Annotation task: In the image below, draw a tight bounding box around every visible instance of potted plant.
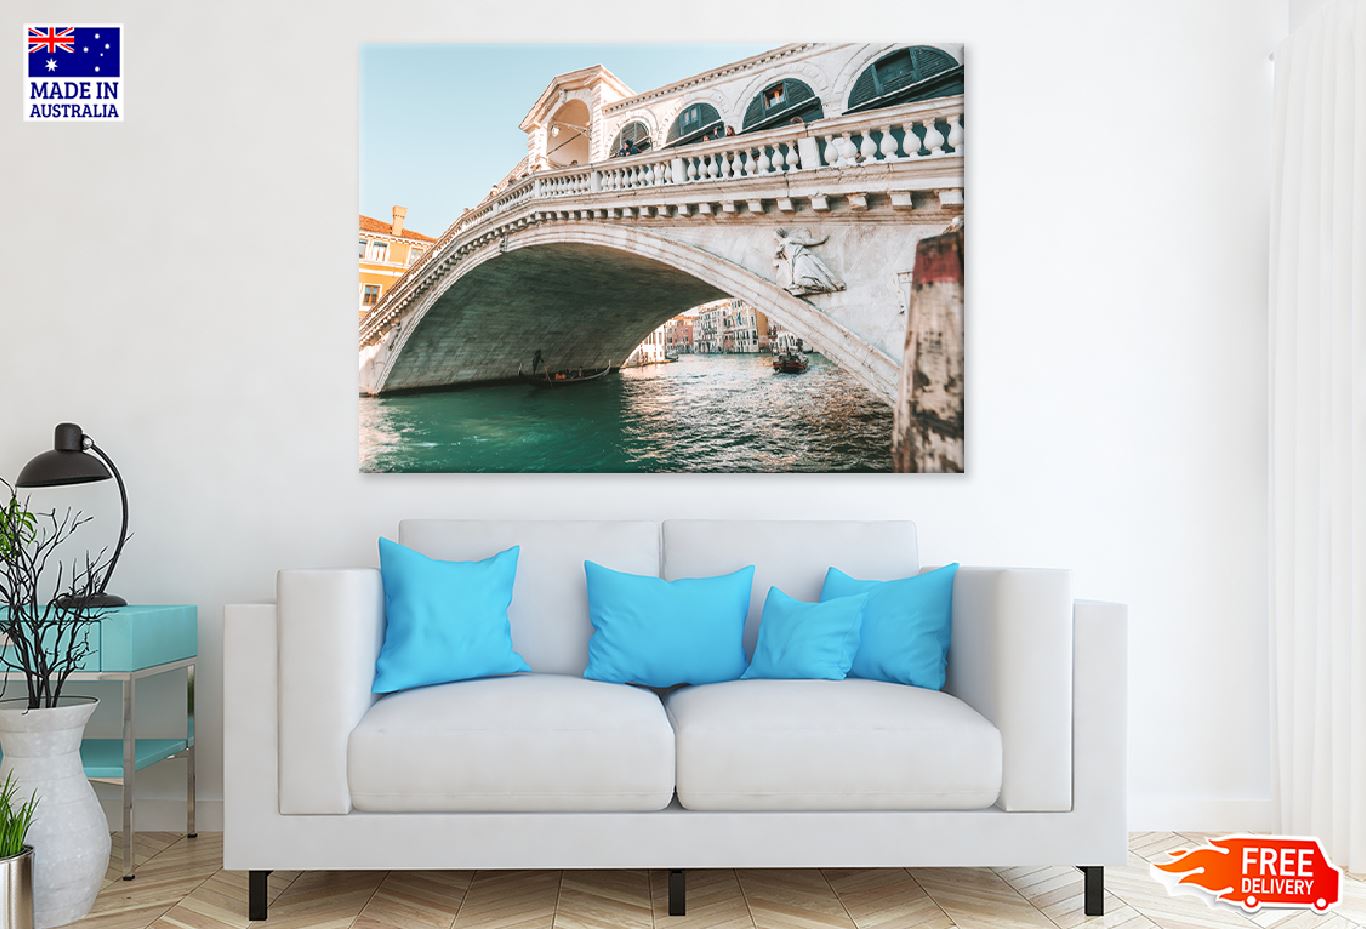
[0,484,113,929]
[0,771,39,929]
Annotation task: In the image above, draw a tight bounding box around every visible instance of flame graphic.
[1154,843,1241,900]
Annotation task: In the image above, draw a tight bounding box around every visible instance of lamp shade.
[15,423,111,488]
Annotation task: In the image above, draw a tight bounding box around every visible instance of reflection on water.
[359,353,891,473]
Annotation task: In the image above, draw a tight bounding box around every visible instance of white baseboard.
[1128,795,1275,833]
[98,796,224,834]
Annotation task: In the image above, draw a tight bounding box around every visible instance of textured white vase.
[0,698,109,929]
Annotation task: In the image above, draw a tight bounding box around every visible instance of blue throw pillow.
[373,538,530,694]
[820,563,959,689]
[742,587,867,680]
[583,561,754,687]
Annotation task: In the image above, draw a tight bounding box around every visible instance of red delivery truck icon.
[1154,836,1341,913]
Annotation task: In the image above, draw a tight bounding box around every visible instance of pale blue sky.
[360,44,771,236]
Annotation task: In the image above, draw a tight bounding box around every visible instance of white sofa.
[223,519,1127,921]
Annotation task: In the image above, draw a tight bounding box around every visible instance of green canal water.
[359,353,892,473]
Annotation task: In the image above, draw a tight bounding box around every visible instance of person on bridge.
[532,349,544,373]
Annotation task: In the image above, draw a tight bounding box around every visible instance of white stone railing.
[522,95,963,200]
[363,95,963,341]
[536,169,595,199]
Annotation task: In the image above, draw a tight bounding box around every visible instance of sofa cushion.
[742,587,867,681]
[348,674,675,812]
[820,563,959,690]
[584,561,754,687]
[372,539,529,694]
[665,679,1002,811]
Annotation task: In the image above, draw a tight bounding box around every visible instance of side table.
[3,604,197,881]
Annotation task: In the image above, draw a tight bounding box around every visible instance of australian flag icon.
[27,26,120,78]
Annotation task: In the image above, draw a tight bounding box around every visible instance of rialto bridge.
[359,44,964,404]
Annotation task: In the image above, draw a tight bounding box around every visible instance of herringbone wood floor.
[65,833,1365,929]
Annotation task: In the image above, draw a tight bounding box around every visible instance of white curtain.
[1270,0,1366,872]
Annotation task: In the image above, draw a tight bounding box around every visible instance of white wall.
[1,0,1281,831]
[1289,0,1329,29]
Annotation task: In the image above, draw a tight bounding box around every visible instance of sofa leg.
[249,870,271,921]
[1079,866,1103,916]
[668,869,686,917]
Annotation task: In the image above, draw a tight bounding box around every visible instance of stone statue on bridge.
[774,230,846,296]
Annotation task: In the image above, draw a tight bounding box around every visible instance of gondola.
[541,366,612,383]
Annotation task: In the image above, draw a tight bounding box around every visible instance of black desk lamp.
[15,423,129,608]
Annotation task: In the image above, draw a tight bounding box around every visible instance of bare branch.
[0,480,116,708]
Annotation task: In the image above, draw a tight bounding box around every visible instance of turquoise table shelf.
[1,604,197,882]
[0,738,191,777]
[79,739,191,778]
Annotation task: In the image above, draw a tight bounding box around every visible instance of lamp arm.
[85,441,128,595]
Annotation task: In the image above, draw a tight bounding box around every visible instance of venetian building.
[357,206,436,318]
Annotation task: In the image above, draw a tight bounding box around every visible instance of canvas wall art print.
[358,42,964,473]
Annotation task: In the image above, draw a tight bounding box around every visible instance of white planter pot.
[0,699,109,929]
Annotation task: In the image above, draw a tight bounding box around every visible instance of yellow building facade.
[358,206,436,318]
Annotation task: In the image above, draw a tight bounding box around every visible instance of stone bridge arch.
[361,225,898,399]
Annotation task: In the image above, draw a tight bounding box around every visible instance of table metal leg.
[186,663,197,838]
[122,676,136,881]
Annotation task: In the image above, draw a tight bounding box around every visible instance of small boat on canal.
[541,366,613,384]
[772,351,810,374]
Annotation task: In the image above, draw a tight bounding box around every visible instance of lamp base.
[54,593,127,610]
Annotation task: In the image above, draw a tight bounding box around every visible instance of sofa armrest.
[1072,598,1127,855]
[223,602,279,866]
[277,569,384,814]
[946,568,1073,811]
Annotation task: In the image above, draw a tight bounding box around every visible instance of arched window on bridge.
[845,46,962,113]
[666,102,722,147]
[546,99,591,167]
[741,79,824,133]
[610,119,653,156]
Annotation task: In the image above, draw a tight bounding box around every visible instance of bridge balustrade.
[361,95,963,346]
[529,98,963,198]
